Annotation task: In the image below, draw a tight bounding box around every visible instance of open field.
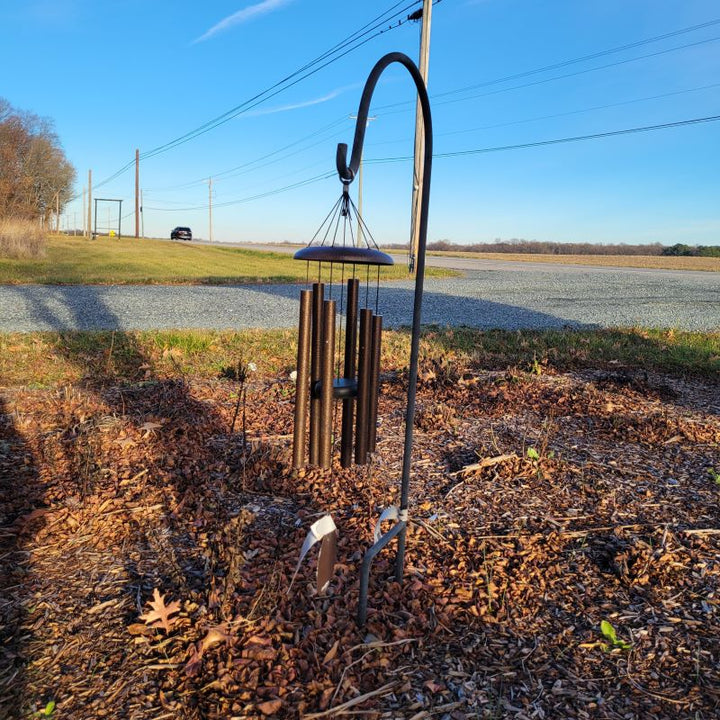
[427,251,720,272]
[0,328,718,718]
[0,236,453,285]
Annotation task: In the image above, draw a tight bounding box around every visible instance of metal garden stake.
[291,52,432,624]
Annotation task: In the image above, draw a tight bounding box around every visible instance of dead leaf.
[139,588,181,633]
[257,699,282,715]
[322,640,339,665]
[199,625,231,653]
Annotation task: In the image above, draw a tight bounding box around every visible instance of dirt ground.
[1,360,719,719]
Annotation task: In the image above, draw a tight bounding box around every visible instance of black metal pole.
[338,52,432,622]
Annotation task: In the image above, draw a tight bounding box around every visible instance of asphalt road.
[1,257,718,332]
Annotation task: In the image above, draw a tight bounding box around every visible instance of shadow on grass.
[0,292,251,718]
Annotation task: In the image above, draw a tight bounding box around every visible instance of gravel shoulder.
[1,265,719,332]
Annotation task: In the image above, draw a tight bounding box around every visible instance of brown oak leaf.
[139,588,181,633]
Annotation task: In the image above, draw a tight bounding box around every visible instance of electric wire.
[366,114,720,164]
[373,16,720,113]
[145,113,720,212]
[138,1,422,161]
[77,1,421,200]
[368,82,720,146]
[427,35,720,112]
[75,11,714,203]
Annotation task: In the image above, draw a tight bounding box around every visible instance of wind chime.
[291,181,393,470]
[290,51,433,624]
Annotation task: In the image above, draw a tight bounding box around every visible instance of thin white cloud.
[245,85,356,117]
[193,0,293,44]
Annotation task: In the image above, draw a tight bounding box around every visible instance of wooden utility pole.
[140,189,144,238]
[208,177,213,243]
[87,170,92,239]
[135,149,140,238]
[409,0,433,272]
[350,115,376,246]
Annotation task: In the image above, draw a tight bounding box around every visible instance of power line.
[139,1,422,161]
[145,113,720,212]
[146,115,349,193]
[427,35,720,112]
[434,16,720,100]
[82,1,421,198]
[368,82,720,146]
[366,114,720,164]
[372,16,720,115]
[145,171,336,212]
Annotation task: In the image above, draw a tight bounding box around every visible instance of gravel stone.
[0,265,718,332]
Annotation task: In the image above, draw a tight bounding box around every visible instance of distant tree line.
[0,97,76,224]
[661,243,720,257]
[383,238,720,257]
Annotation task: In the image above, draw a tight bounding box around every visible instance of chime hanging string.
[306,193,345,290]
[349,194,381,250]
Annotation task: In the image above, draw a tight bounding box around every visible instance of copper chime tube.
[340,278,359,468]
[319,299,336,468]
[309,282,324,465]
[292,290,312,468]
[368,313,383,453]
[355,307,373,464]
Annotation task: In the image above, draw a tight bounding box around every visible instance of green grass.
[1,327,717,388]
[0,235,454,285]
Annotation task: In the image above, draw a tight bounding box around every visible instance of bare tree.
[0,97,76,223]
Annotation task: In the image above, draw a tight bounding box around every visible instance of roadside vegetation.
[0,235,454,285]
[1,326,717,388]
[0,218,46,259]
[0,97,75,225]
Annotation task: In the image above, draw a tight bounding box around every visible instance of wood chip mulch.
[1,362,719,719]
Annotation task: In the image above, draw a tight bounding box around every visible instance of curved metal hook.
[336,52,433,188]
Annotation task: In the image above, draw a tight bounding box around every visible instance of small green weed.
[709,468,720,485]
[600,620,632,651]
[36,700,55,717]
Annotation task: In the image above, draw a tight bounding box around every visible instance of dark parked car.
[171,226,192,241]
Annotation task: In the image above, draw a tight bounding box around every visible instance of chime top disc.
[294,245,394,266]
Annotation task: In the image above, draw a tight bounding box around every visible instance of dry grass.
[430,251,720,272]
[0,218,47,259]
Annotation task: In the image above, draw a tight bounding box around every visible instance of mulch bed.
[1,360,719,719]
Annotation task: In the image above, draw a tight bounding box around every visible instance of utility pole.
[408,0,433,272]
[208,177,213,243]
[349,115,376,246]
[140,189,145,238]
[87,169,92,239]
[135,148,140,238]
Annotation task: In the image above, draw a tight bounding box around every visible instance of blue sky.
[1,0,718,246]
